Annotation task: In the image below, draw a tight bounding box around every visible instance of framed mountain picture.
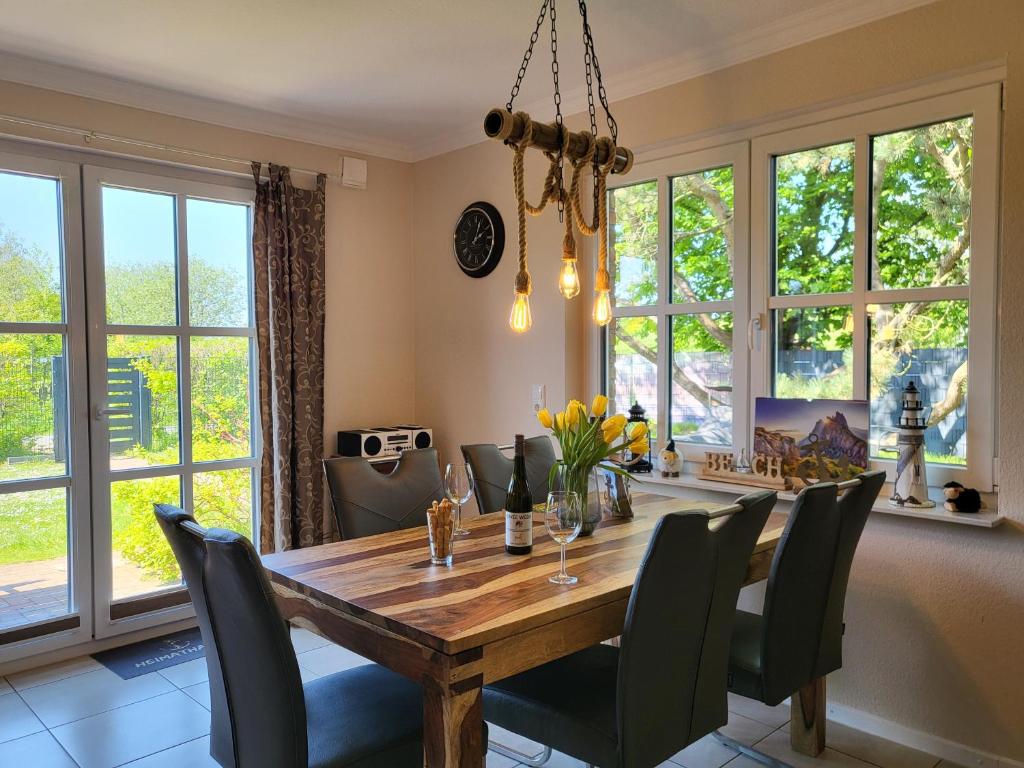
[753,398,869,482]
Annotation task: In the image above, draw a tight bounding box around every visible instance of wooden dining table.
[262,492,797,767]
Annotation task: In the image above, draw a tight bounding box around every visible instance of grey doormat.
[92,628,205,680]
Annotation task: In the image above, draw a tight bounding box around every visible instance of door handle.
[95,406,133,420]
[747,313,765,351]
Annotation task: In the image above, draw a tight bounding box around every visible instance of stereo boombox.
[337,425,433,459]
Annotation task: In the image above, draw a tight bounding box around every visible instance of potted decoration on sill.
[537,395,648,536]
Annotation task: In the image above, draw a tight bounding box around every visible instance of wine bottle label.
[505,511,533,547]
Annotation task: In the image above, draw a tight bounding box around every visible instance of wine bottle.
[505,434,534,555]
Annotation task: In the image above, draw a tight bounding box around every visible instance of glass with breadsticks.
[427,499,456,566]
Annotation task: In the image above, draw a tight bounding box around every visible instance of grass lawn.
[0,458,68,565]
[1,453,251,584]
[0,457,144,566]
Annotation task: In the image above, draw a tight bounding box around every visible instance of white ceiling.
[0,0,937,161]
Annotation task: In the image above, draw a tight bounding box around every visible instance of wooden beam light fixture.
[485,0,631,333]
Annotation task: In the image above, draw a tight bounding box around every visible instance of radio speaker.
[396,425,433,450]
[338,430,386,458]
[337,426,433,459]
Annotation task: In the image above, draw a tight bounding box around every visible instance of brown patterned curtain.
[251,163,327,552]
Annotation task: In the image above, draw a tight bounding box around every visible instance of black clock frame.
[453,201,504,278]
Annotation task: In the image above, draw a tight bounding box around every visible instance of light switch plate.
[531,384,546,413]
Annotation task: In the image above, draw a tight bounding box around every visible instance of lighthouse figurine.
[890,381,935,508]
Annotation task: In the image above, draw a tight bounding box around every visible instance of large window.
[0,147,256,661]
[604,84,999,489]
[0,156,85,643]
[607,144,750,449]
[85,168,258,622]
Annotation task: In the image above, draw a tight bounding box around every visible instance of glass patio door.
[0,152,93,661]
[83,166,258,639]
[1,151,258,657]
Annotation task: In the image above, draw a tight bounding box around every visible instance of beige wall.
[412,0,1024,761]
[0,79,417,455]
[412,144,584,494]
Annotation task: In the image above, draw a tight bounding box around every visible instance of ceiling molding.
[409,0,940,161]
[0,50,415,162]
[0,0,938,164]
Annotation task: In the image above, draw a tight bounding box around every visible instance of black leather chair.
[715,471,885,766]
[155,505,428,767]
[461,436,556,514]
[323,448,444,540]
[155,505,234,767]
[483,491,777,768]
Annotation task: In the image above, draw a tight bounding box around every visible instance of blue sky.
[0,170,249,285]
[0,172,61,277]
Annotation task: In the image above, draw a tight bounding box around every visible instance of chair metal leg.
[712,730,794,768]
[488,740,552,766]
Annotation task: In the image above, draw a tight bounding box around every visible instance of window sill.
[634,473,1004,529]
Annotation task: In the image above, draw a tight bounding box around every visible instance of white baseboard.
[828,702,1024,768]
[0,618,197,677]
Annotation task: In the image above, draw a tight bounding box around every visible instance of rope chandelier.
[483,0,633,333]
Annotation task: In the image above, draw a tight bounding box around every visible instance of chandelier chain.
[550,0,566,222]
[506,0,549,112]
[583,42,597,137]
[578,0,600,226]
[578,0,618,144]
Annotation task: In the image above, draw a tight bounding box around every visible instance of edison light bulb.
[509,291,533,333]
[558,260,581,299]
[593,289,612,326]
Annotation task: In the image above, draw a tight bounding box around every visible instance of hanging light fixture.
[484,0,632,333]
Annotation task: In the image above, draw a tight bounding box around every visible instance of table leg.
[790,676,826,756]
[423,679,485,768]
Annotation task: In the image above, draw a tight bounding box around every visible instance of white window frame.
[82,165,259,639]
[599,81,1000,491]
[606,142,750,461]
[0,137,258,663]
[751,84,999,490]
[0,151,93,665]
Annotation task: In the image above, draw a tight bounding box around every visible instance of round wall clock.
[453,201,504,278]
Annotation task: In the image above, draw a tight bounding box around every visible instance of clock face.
[454,202,504,278]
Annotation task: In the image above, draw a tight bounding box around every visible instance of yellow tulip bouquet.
[536,395,648,534]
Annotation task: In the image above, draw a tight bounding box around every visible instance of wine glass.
[444,463,474,537]
[545,491,582,585]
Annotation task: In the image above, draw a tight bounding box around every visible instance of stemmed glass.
[545,490,582,585]
[444,463,475,537]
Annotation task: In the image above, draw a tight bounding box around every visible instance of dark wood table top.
[263,492,786,655]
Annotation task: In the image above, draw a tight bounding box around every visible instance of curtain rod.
[0,113,339,181]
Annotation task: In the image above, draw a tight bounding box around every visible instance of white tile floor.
[0,628,951,768]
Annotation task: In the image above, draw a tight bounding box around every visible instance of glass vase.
[554,463,604,536]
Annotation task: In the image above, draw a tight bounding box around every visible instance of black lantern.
[627,402,653,473]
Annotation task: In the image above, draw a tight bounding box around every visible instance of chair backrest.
[688,491,778,741]
[616,491,776,766]
[460,436,556,514]
[324,447,444,539]
[154,505,234,768]
[758,482,840,704]
[814,470,885,678]
[203,528,308,768]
